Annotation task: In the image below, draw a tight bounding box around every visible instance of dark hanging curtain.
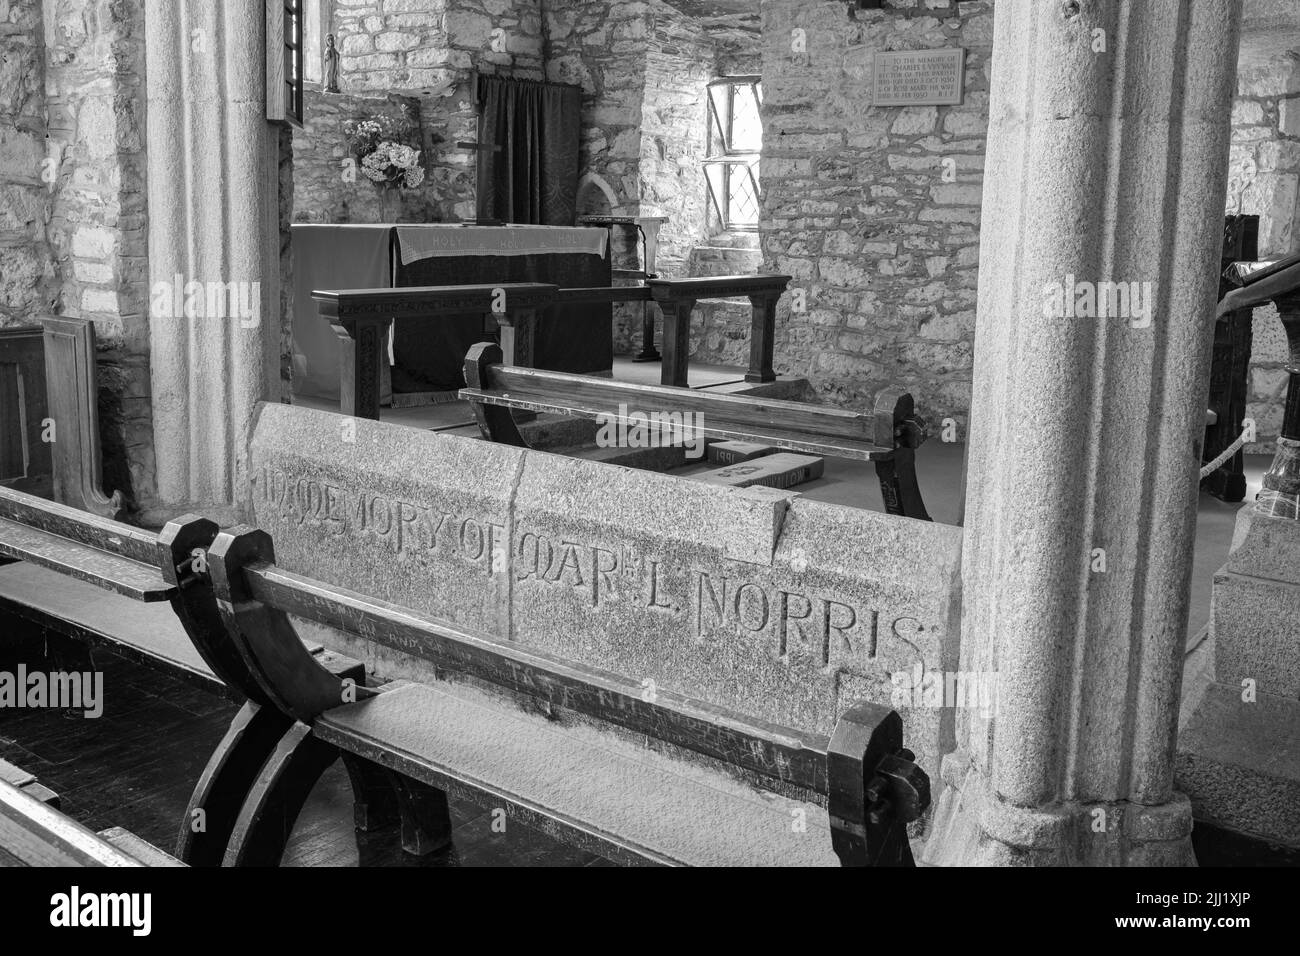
[476,74,582,225]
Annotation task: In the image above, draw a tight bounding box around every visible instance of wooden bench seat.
[0,518,174,602]
[0,561,219,691]
[460,343,932,520]
[316,681,839,867]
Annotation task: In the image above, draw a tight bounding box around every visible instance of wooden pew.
[459,343,932,521]
[0,486,427,866]
[0,317,123,518]
[0,490,932,866]
[0,772,182,867]
[171,523,932,867]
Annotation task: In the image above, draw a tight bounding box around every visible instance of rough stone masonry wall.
[546,0,647,218]
[328,0,543,223]
[760,0,993,432]
[547,0,724,353]
[42,0,153,504]
[1226,53,1300,452]
[546,0,651,352]
[0,0,55,329]
[640,5,712,280]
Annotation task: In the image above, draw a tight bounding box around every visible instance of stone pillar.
[923,0,1242,866]
[144,0,282,522]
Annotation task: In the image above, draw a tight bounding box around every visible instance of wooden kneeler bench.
[459,343,932,521]
[180,524,932,866]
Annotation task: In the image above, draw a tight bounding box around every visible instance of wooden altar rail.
[313,274,791,421]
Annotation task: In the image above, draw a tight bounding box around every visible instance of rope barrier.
[1200,426,1251,480]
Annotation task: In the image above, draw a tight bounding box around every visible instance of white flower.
[403,165,425,188]
[388,145,418,170]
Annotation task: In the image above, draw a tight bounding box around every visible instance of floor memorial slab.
[706,441,778,465]
[694,453,825,490]
[249,403,964,778]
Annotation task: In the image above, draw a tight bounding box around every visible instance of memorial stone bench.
[236,402,964,865]
[175,522,931,866]
[459,343,932,521]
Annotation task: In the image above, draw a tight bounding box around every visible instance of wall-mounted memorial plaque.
[873,48,966,107]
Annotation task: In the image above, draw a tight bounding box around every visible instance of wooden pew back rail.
[460,342,932,522]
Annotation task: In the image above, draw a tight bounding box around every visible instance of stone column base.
[921,752,1196,867]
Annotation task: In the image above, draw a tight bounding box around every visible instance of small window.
[267,0,305,127]
[304,0,322,84]
[705,77,763,233]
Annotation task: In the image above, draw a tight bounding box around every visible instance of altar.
[291,223,612,400]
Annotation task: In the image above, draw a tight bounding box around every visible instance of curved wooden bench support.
[209,526,366,722]
[223,721,341,867]
[177,700,293,867]
[159,516,263,704]
[179,526,453,865]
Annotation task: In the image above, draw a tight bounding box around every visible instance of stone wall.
[1228,57,1300,258]
[641,6,713,278]
[758,0,993,431]
[546,0,737,353]
[1227,53,1300,452]
[0,0,55,329]
[42,0,153,505]
[546,0,653,352]
[545,0,646,219]
[293,91,431,223]
[328,0,544,223]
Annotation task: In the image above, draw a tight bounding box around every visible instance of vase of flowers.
[344,109,426,222]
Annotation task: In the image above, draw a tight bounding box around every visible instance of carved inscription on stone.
[254,464,933,676]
